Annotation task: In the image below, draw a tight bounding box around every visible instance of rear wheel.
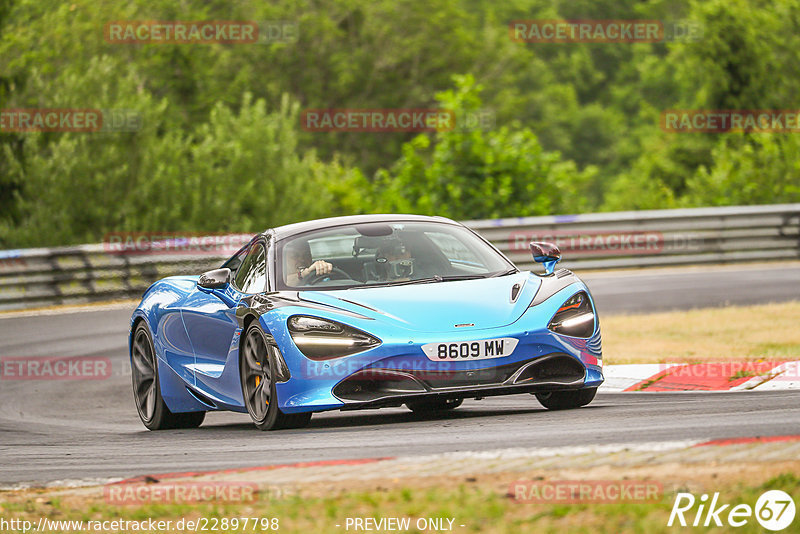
[406,398,463,413]
[535,387,597,410]
[131,323,205,430]
[240,323,311,430]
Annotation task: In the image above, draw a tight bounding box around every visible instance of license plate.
[421,338,519,361]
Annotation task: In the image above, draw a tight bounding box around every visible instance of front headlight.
[547,292,595,338]
[287,315,381,360]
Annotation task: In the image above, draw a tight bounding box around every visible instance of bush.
[371,75,597,220]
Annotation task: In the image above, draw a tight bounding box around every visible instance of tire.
[240,323,312,431]
[535,387,597,410]
[131,323,205,430]
[406,398,463,413]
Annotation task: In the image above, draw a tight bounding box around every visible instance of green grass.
[1,474,797,533]
[602,301,800,364]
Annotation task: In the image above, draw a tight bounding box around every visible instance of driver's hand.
[302,260,332,278]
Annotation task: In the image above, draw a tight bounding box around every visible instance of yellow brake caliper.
[254,371,268,406]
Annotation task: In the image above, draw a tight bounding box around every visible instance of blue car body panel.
[130,270,603,416]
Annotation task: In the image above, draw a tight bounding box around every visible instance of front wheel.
[131,323,205,430]
[240,323,311,430]
[535,387,597,410]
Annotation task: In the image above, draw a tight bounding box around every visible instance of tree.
[684,134,800,206]
[1,60,361,246]
[371,75,596,219]
[0,0,21,243]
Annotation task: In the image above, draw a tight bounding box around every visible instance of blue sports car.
[129,215,603,430]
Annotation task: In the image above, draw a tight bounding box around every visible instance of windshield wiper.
[388,276,447,286]
[438,274,487,281]
[351,274,492,289]
[352,276,443,289]
[379,274,487,286]
[491,268,519,277]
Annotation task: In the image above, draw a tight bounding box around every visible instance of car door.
[180,239,267,402]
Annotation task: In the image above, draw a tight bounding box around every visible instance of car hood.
[298,272,541,333]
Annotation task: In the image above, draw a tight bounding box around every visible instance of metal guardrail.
[0,204,798,310]
[468,203,800,271]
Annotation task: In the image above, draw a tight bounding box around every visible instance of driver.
[375,239,415,281]
[284,240,333,286]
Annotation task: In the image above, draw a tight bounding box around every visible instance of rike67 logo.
[669,490,796,531]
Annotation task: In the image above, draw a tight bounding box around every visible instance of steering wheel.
[304,267,352,285]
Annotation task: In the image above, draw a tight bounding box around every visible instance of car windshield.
[277,221,514,290]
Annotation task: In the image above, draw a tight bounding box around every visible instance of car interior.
[290,229,491,287]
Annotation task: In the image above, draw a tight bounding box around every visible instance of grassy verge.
[602,301,800,364]
[1,474,797,533]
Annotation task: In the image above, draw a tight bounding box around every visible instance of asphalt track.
[1,263,799,487]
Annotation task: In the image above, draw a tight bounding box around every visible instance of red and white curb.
[601,361,800,392]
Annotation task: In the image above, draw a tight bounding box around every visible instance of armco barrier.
[468,203,800,271]
[0,204,798,310]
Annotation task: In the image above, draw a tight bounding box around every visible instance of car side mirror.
[198,268,232,289]
[530,242,561,275]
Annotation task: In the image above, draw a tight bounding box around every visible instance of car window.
[234,243,267,294]
[277,221,513,290]
[222,245,249,277]
[308,235,356,258]
[425,231,483,267]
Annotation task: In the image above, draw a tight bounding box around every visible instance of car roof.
[267,214,461,241]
